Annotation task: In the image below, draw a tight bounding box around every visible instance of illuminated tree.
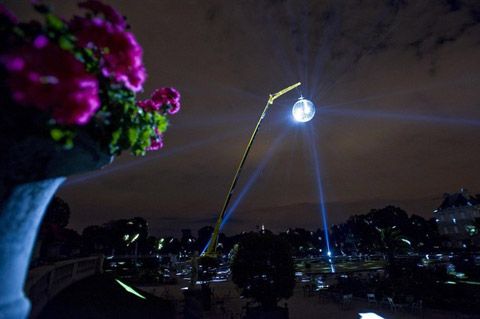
[279,228,322,257]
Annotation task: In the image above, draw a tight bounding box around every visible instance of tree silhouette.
[38,196,81,259]
[231,232,295,309]
[196,226,214,251]
[82,225,109,254]
[375,226,409,257]
[82,217,149,255]
[43,196,70,228]
[279,228,322,257]
[328,205,444,255]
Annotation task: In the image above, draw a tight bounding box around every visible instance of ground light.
[358,313,386,319]
[203,82,302,257]
[115,279,146,299]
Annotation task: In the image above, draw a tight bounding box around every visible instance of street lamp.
[203,82,303,257]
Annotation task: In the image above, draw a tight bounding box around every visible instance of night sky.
[6,0,480,236]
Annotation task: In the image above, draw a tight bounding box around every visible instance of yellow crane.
[203,82,302,258]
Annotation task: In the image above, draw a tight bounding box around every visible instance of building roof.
[438,189,479,210]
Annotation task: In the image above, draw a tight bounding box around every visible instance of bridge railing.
[25,255,104,318]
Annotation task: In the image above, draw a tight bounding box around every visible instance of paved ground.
[39,275,478,318]
[39,274,175,319]
[138,280,471,319]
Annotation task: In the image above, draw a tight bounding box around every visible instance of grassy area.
[297,259,386,274]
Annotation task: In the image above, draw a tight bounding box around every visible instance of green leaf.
[111,128,122,145]
[50,128,76,149]
[46,14,64,31]
[59,36,74,51]
[12,27,25,38]
[64,138,74,150]
[127,128,139,146]
[50,128,64,141]
[74,52,85,63]
[154,113,168,133]
[83,48,94,58]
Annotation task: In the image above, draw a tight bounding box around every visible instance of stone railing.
[25,255,104,318]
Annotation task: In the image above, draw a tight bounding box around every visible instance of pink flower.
[33,34,48,49]
[151,87,181,114]
[78,0,126,29]
[137,87,181,114]
[146,130,163,151]
[1,36,100,125]
[146,137,163,151]
[70,16,146,92]
[137,98,158,112]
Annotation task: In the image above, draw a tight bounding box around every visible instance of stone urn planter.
[0,133,112,319]
[0,3,181,318]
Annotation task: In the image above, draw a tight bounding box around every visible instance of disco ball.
[292,98,315,122]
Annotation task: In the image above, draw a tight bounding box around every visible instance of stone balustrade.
[25,256,104,318]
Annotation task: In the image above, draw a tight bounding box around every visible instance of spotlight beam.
[307,126,333,263]
[62,124,256,187]
[203,82,301,257]
[200,129,290,255]
[319,108,480,127]
[220,129,291,228]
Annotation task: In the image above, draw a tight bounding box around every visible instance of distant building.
[433,189,480,247]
